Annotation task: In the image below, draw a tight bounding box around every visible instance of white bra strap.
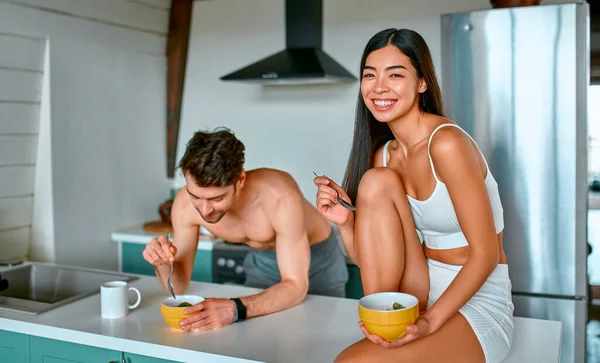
[382,140,392,167]
[427,123,489,182]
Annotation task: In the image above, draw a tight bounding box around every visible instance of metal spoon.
[313,172,356,211]
[166,232,176,299]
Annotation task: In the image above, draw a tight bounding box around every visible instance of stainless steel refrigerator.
[442,3,589,362]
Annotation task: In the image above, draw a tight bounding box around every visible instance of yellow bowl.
[160,295,205,330]
[358,292,419,341]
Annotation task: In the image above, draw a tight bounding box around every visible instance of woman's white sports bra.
[382,124,504,250]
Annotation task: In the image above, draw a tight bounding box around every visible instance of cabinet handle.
[122,359,127,363]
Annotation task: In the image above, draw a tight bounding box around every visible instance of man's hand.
[142,235,176,267]
[179,298,237,332]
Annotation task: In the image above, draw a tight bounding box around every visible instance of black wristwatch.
[231,298,247,322]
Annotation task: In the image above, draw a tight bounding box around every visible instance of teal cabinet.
[345,264,365,300]
[124,352,181,363]
[190,248,212,283]
[122,242,155,276]
[1,332,182,363]
[0,330,29,363]
[121,242,212,283]
[29,336,121,363]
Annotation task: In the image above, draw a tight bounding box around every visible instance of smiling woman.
[342,30,444,205]
[314,28,513,363]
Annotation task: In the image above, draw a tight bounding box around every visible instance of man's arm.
[239,182,310,318]
[180,176,311,332]
[150,189,200,295]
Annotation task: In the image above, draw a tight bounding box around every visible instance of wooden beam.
[166,0,192,178]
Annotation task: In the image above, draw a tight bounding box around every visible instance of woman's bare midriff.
[423,233,508,266]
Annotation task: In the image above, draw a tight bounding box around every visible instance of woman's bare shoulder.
[373,139,400,167]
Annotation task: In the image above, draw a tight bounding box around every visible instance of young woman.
[314,28,514,363]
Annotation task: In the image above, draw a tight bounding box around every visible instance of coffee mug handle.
[128,287,141,309]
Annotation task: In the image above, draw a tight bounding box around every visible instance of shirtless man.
[142,128,348,332]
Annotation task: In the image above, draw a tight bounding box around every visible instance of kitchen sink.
[0,263,138,315]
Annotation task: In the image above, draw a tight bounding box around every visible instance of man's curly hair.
[178,127,245,187]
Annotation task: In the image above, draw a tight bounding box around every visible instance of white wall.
[0,0,171,270]
[31,39,54,263]
[176,0,491,198]
[178,0,581,200]
[49,37,169,269]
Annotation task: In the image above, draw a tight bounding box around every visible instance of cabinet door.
[345,264,364,300]
[122,242,212,282]
[122,242,156,276]
[191,249,212,282]
[30,335,121,363]
[0,329,29,363]
[123,352,181,363]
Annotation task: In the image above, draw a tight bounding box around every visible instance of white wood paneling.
[0,196,33,230]
[0,3,165,56]
[0,166,35,198]
[0,226,30,262]
[0,70,42,102]
[123,0,170,11]
[0,135,38,165]
[10,0,169,35]
[0,103,40,134]
[0,31,43,263]
[0,33,45,71]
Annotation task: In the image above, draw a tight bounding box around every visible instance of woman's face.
[360,45,427,123]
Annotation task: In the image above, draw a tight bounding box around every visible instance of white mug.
[100,281,141,319]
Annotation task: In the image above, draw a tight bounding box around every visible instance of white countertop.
[111,225,219,251]
[0,269,562,363]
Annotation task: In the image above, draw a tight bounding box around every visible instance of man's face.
[183,173,239,224]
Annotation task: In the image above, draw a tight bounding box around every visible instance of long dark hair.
[342,28,445,203]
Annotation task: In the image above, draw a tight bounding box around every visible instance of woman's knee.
[334,352,350,363]
[357,167,404,202]
[334,346,367,363]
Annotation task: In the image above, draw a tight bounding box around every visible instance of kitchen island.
[0,268,561,363]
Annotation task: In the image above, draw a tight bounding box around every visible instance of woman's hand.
[313,175,353,226]
[359,315,436,348]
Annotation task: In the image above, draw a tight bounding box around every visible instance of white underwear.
[427,259,515,363]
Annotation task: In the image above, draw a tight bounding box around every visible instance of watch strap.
[230,298,247,322]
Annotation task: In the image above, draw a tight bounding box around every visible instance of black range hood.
[219,0,357,85]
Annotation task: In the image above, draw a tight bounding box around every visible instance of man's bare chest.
[204,217,276,250]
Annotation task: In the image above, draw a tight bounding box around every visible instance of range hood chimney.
[219,0,357,85]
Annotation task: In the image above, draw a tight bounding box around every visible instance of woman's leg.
[335,312,485,363]
[354,167,429,309]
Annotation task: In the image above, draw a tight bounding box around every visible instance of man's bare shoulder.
[172,187,203,228]
[247,168,300,193]
[246,168,304,208]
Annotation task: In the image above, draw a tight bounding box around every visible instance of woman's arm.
[424,127,500,332]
